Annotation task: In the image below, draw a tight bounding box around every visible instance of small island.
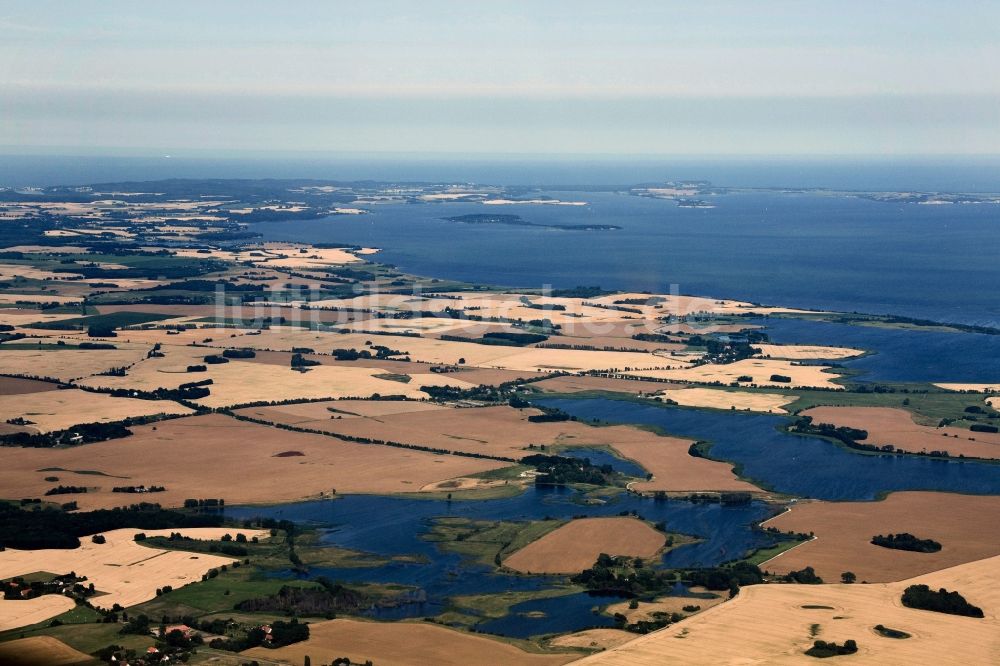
[676,199,717,209]
[442,213,620,230]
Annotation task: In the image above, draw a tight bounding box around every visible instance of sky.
[1,1,998,156]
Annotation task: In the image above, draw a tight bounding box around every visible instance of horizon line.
[3,148,1000,161]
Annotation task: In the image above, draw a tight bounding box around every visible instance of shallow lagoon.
[226,488,779,637]
[558,447,648,478]
[536,397,1000,500]
[223,398,1000,636]
[752,316,1000,384]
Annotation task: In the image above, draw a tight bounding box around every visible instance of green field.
[29,311,176,330]
[449,586,582,621]
[0,605,152,655]
[782,387,994,428]
[743,539,807,567]
[424,517,567,567]
[132,568,317,618]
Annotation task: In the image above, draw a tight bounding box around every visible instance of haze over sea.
[5,154,999,327]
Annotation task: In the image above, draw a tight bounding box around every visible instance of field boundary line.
[758,535,817,569]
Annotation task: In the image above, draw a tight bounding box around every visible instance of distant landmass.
[442,213,620,231]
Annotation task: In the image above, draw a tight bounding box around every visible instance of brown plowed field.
[504,517,666,574]
[765,491,1000,582]
[803,406,1000,459]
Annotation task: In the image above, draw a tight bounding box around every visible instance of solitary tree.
[841,571,857,584]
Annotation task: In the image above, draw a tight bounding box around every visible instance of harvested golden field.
[77,346,475,406]
[73,342,219,388]
[934,383,1000,392]
[0,636,96,666]
[246,403,552,459]
[173,244,364,268]
[475,347,687,373]
[532,375,684,395]
[0,263,84,281]
[0,344,152,382]
[79,277,168,291]
[582,292,811,317]
[0,312,85,327]
[603,587,725,623]
[763,491,1000,583]
[504,517,666,574]
[0,376,58,395]
[803,406,1000,459]
[238,349,382,368]
[657,387,797,413]
[98,327,248,347]
[246,351,536,387]
[95,303,225,318]
[439,366,545,385]
[237,398,446,425]
[629,358,845,389]
[347,316,495,335]
[548,629,635,651]
[526,318,682,348]
[354,291,791,331]
[243,618,575,666]
[305,292,444,312]
[313,291,632,327]
[283,355,540,389]
[0,528,265,611]
[0,245,90,253]
[0,388,192,433]
[241,350,546,387]
[609,430,758,494]
[211,305,375,328]
[755,344,863,360]
[545,335,681,353]
[549,320,661,340]
[292,398,445,418]
[576,554,1000,665]
[657,322,760,334]
[0,292,83,305]
[251,247,365,268]
[176,361,469,406]
[0,414,508,509]
[17,329,92,341]
[218,328,689,373]
[0,594,76,632]
[273,402,756,492]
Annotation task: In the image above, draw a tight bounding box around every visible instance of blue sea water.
[251,190,1000,328]
[4,154,998,325]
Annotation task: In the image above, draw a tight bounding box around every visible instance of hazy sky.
[2,1,998,156]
